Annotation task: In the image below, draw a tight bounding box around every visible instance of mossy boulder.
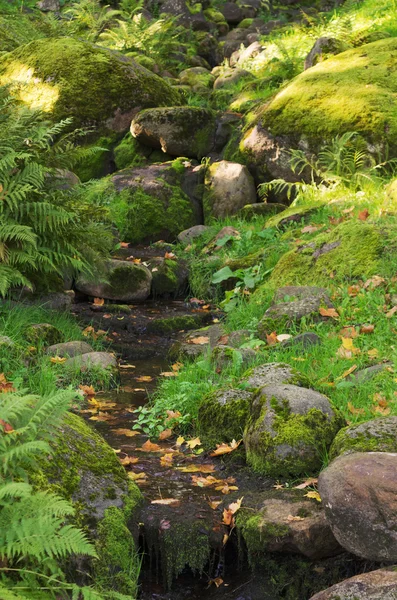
[76,259,152,302]
[131,106,216,159]
[242,38,397,179]
[179,66,215,89]
[243,362,310,390]
[330,417,397,459]
[30,412,142,595]
[309,567,397,600]
[107,162,204,243]
[270,221,383,287]
[25,323,63,346]
[197,387,252,446]
[0,37,181,131]
[145,313,209,335]
[244,384,344,476]
[148,257,189,297]
[204,160,257,219]
[46,340,93,358]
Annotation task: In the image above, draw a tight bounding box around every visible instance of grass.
[0,303,113,395]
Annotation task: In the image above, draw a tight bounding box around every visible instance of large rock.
[198,388,252,446]
[76,260,152,302]
[318,452,397,561]
[46,341,93,358]
[106,162,204,243]
[131,107,216,159]
[304,36,348,69]
[243,362,309,389]
[25,323,62,346]
[0,38,180,131]
[241,38,397,179]
[238,493,341,560]
[204,160,257,219]
[244,384,344,476]
[65,351,118,371]
[270,221,383,287]
[330,417,397,459]
[258,286,333,339]
[177,225,210,245]
[309,567,397,600]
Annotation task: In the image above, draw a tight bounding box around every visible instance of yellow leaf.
[128,472,147,481]
[186,437,201,449]
[151,498,180,506]
[335,365,357,381]
[176,436,185,447]
[111,428,140,437]
[93,297,104,306]
[136,375,153,382]
[287,514,305,521]
[304,491,321,502]
[50,356,67,364]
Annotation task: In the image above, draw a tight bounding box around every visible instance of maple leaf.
[165,409,182,422]
[151,498,180,506]
[319,307,339,319]
[216,483,239,494]
[159,429,173,441]
[160,371,178,377]
[266,331,278,346]
[191,475,221,488]
[140,440,162,452]
[164,251,176,259]
[79,384,96,397]
[304,491,321,502]
[93,297,104,306]
[176,436,185,447]
[119,456,139,466]
[360,324,375,334]
[210,439,242,457]
[358,209,369,221]
[347,401,365,415]
[50,356,67,364]
[189,336,210,345]
[273,482,284,490]
[111,428,140,437]
[186,437,201,449]
[339,326,358,338]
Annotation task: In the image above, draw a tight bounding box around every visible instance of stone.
[171,324,225,359]
[0,335,14,347]
[198,387,253,446]
[241,494,341,560]
[0,38,180,132]
[204,160,257,219]
[330,417,397,459]
[34,292,73,311]
[304,36,349,70]
[244,384,344,476]
[237,203,287,219]
[46,341,94,358]
[318,452,397,561]
[179,67,215,88]
[76,260,152,302]
[221,2,243,24]
[161,0,210,30]
[280,332,322,350]
[258,286,333,339]
[244,362,309,389]
[237,41,264,64]
[347,362,392,383]
[107,162,204,244]
[213,68,252,89]
[65,352,118,371]
[25,323,62,346]
[211,345,256,371]
[209,226,241,249]
[148,256,189,297]
[131,107,216,159]
[309,567,397,600]
[177,225,210,245]
[36,0,59,10]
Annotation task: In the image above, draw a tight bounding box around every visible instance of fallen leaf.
[342,206,355,214]
[208,577,223,588]
[192,475,222,488]
[348,285,361,297]
[119,456,139,466]
[160,454,174,467]
[228,497,243,515]
[367,348,379,359]
[273,482,284,490]
[277,334,292,342]
[339,326,358,338]
[208,500,222,510]
[319,307,339,319]
[210,439,242,456]
[347,401,365,415]
[301,225,320,234]
[177,464,216,473]
[111,428,140,437]
[120,242,130,248]
[360,324,375,334]
[363,275,386,289]
[176,436,185,447]
[128,472,147,481]
[164,251,176,259]
[337,337,360,359]
[304,491,321,502]
[165,409,182,422]
[358,209,369,221]
[79,384,96,397]
[159,429,173,440]
[93,297,104,306]
[171,363,183,373]
[266,331,278,346]
[294,478,318,490]
[160,371,178,377]
[216,484,239,494]
[222,533,229,546]
[140,440,162,452]
[50,356,67,364]
[386,306,397,318]
[287,515,305,522]
[151,498,180,506]
[0,374,15,393]
[186,437,201,449]
[189,336,210,345]
[135,375,153,382]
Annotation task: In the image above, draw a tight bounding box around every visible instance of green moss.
[146,314,206,335]
[197,388,251,447]
[222,129,247,165]
[270,220,382,287]
[265,204,323,229]
[237,511,290,567]
[75,135,117,182]
[238,18,254,28]
[114,134,150,170]
[0,37,181,129]
[108,262,148,296]
[203,8,226,23]
[25,323,62,346]
[329,419,397,459]
[259,38,397,149]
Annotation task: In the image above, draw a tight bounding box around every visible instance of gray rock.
[65,352,118,371]
[304,36,348,70]
[46,341,94,358]
[318,452,397,561]
[213,68,252,89]
[37,0,60,11]
[171,324,225,359]
[221,1,243,23]
[244,362,308,389]
[347,362,392,383]
[131,107,216,159]
[76,259,152,303]
[309,567,397,600]
[34,292,73,311]
[246,493,341,560]
[204,160,257,219]
[198,387,253,445]
[0,335,14,347]
[212,345,256,370]
[177,225,210,245]
[330,417,397,459]
[244,384,344,476]
[280,332,322,350]
[237,41,264,64]
[147,256,189,297]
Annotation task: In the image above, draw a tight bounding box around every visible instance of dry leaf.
[140,440,162,452]
[151,498,180,506]
[367,348,379,359]
[160,371,178,377]
[277,334,292,342]
[347,401,365,415]
[342,206,355,214]
[358,209,369,221]
[111,428,140,437]
[208,500,222,510]
[119,456,139,466]
[50,356,67,364]
[266,331,278,346]
[159,429,173,441]
[294,478,318,490]
[165,251,176,259]
[135,375,153,382]
[287,514,305,522]
[93,297,104,306]
[128,472,147,481]
[337,337,360,359]
[339,326,358,338]
[386,306,397,318]
[120,242,130,248]
[363,275,386,289]
[304,491,321,502]
[189,336,210,345]
[319,307,339,319]
[301,225,320,234]
[160,454,174,467]
[210,439,242,457]
[79,384,96,397]
[186,437,201,449]
[208,577,223,588]
[335,364,358,381]
[348,285,361,297]
[176,436,185,447]
[360,324,375,334]
[0,419,13,433]
[165,410,182,422]
[177,464,216,473]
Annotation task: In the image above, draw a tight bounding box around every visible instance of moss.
[270,220,382,287]
[197,388,251,447]
[25,323,62,346]
[237,510,290,566]
[113,134,150,170]
[108,262,148,296]
[146,314,206,335]
[265,204,323,229]
[75,135,117,182]
[237,18,254,28]
[329,419,397,459]
[259,38,397,149]
[222,129,247,165]
[94,505,140,596]
[203,8,226,23]
[0,37,181,129]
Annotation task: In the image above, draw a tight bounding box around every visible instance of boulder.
[147,257,188,297]
[309,567,397,600]
[270,221,383,287]
[0,38,180,131]
[243,362,309,389]
[76,260,152,302]
[171,324,225,359]
[211,345,256,371]
[238,493,341,560]
[33,292,73,311]
[36,0,59,10]
[304,36,349,70]
[213,68,252,89]
[46,341,94,358]
[258,286,333,339]
[65,352,118,371]
[280,332,322,351]
[161,0,211,30]
[241,38,397,179]
[204,160,257,219]
[179,67,215,89]
[177,225,210,245]
[131,107,216,159]
[318,452,397,561]
[198,387,253,446]
[330,417,397,459]
[25,323,62,346]
[244,384,344,476]
[221,2,243,24]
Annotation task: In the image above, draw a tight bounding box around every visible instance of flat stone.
[318,452,397,561]
[177,225,210,245]
[309,567,397,600]
[46,341,93,358]
[244,362,308,389]
[65,352,118,370]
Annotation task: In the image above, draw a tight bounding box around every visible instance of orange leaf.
[159,429,173,441]
[358,209,369,221]
[151,498,180,506]
[210,439,242,457]
[79,384,96,398]
[189,336,209,345]
[347,401,365,415]
[0,419,13,433]
[93,297,105,306]
[266,331,278,346]
[208,500,222,510]
[360,324,375,334]
[120,242,130,248]
[319,307,339,319]
[140,440,162,452]
[294,478,318,489]
[164,251,176,259]
[135,375,153,382]
[348,285,361,297]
